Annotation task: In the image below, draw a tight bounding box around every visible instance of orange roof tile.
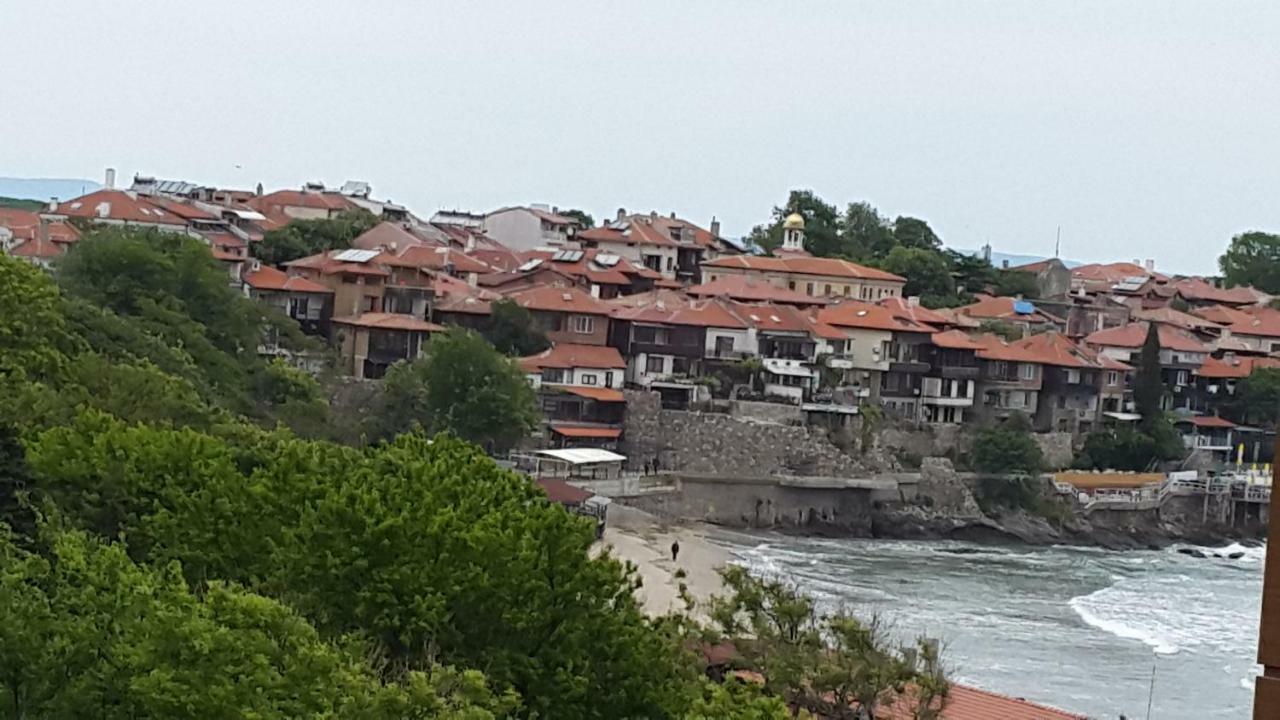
[1187,415,1236,428]
[958,296,1062,325]
[819,300,930,332]
[1198,354,1280,379]
[242,264,333,294]
[506,284,612,316]
[1168,277,1261,305]
[1084,322,1210,353]
[0,208,81,244]
[520,343,626,371]
[549,424,623,438]
[931,329,984,350]
[331,313,444,331]
[1131,306,1222,332]
[879,297,948,329]
[1071,261,1162,284]
[435,294,495,316]
[687,275,832,305]
[51,189,193,226]
[877,683,1086,720]
[969,333,1045,363]
[558,386,627,402]
[1223,308,1280,339]
[380,245,492,274]
[247,189,358,214]
[1194,304,1253,326]
[8,236,64,259]
[284,250,390,277]
[1012,332,1110,368]
[702,254,904,282]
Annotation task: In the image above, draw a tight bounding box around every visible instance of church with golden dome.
[777,211,810,256]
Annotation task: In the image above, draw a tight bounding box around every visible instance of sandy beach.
[597,505,730,618]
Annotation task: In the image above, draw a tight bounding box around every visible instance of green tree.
[944,250,994,296]
[747,190,842,257]
[708,566,948,720]
[1231,368,1280,426]
[684,680,794,720]
[484,299,550,356]
[273,434,689,718]
[892,216,942,251]
[1133,323,1165,427]
[559,208,595,228]
[1075,425,1160,471]
[990,269,1040,299]
[365,329,538,450]
[254,209,379,266]
[0,526,513,720]
[971,413,1043,475]
[839,202,895,260]
[1219,231,1280,292]
[0,255,68,382]
[880,247,955,306]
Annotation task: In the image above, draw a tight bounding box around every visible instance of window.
[541,368,565,383]
[288,296,310,318]
[604,371,614,387]
[1024,391,1035,407]
[671,357,689,375]
[581,374,598,385]
[824,284,832,296]
[715,336,735,357]
[1065,369,1081,384]
[844,286,852,296]
[1020,363,1035,380]
[1057,394,1066,409]
[645,355,665,374]
[1106,371,1120,386]
[633,326,669,344]
[363,295,377,312]
[806,282,815,296]
[571,315,595,334]
[665,256,674,271]
[788,281,796,290]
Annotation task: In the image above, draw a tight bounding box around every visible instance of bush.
[970,413,1043,476]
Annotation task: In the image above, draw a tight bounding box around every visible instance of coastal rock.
[1177,548,1208,559]
[1228,551,1245,560]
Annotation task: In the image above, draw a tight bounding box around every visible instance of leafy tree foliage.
[840,202,896,260]
[880,247,956,307]
[484,299,550,356]
[0,526,513,719]
[559,208,595,228]
[708,566,948,720]
[1230,368,1280,426]
[971,413,1043,475]
[746,190,843,257]
[365,328,538,450]
[892,216,942,251]
[990,268,1040,299]
[254,209,379,266]
[1219,231,1280,293]
[0,255,68,381]
[684,680,794,720]
[1075,416,1184,471]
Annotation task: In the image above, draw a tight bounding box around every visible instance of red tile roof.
[8,237,64,259]
[702,254,905,282]
[1013,332,1117,368]
[1084,322,1210,353]
[434,294,494,316]
[877,683,1086,720]
[579,213,727,252]
[687,275,832,305]
[247,189,358,214]
[1071,261,1165,284]
[879,297,949,329]
[958,296,1063,325]
[517,248,652,286]
[969,333,1046,363]
[520,343,626,371]
[1168,277,1261,305]
[536,478,595,504]
[1193,304,1253,326]
[505,284,613,316]
[1222,308,1280,339]
[242,264,333,294]
[819,300,928,332]
[285,250,390,277]
[0,208,81,244]
[558,386,627,403]
[610,295,750,330]
[549,424,623,438]
[331,313,444,331]
[51,189,193,226]
[1197,354,1280,379]
[380,245,492,274]
[350,221,437,253]
[1131,306,1222,332]
[931,329,984,351]
[1187,415,1236,428]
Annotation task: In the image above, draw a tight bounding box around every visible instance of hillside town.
[5,169,1277,472]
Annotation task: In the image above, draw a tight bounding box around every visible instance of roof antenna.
[1145,659,1156,719]
[1055,226,1061,258]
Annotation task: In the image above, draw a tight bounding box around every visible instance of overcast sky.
[3,1,1278,274]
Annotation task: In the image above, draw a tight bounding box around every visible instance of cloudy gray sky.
[3,1,1277,274]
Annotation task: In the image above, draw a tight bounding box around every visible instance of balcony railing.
[940,366,979,380]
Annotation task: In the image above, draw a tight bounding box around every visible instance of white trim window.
[1020,363,1035,380]
[581,373,598,385]
[571,315,595,334]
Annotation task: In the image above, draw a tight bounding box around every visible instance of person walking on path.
[670,540,680,563]
[652,455,661,474]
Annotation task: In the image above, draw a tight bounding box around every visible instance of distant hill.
[0,177,100,203]
[950,247,1083,270]
[0,196,45,211]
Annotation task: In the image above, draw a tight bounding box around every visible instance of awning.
[763,363,816,378]
[559,386,626,403]
[550,424,622,439]
[535,448,627,465]
[1103,411,1142,422]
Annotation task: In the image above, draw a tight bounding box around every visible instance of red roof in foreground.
[242,264,333,293]
[877,683,1086,720]
[1010,332,1116,369]
[1084,322,1210,353]
[931,330,984,351]
[506,284,613,316]
[549,424,622,438]
[558,386,627,403]
[520,343,626,371]
[535,478,595,504]
[331,313,444,332]
[819,300,931,332]
[1186,415,1236,428]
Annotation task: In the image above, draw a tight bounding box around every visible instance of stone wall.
[728,399,804,425]
[916,457,983,518]
[623,391,865,477]
[621,475,877,534]
[1034,432,1075,470]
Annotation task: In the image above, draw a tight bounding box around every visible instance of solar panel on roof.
[552,250,584,262]
[333,249,380,263]
[517,259,543,272]
[594,253,620,267]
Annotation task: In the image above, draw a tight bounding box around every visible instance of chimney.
[670,211,677,220]
[255,182,264,196]
[1145,258,1155,272]
[104,168,116,189]
[615,207,627,222]
[710,217,720,238]
[907,295,920,307]
[95,202,111,218]
[465,233,476,252]
[467,272,478,288]
[38,217,49,244]
[48,197,59,212]
[650,210,658,219]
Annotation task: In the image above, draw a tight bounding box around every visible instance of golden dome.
[783,212,805,230]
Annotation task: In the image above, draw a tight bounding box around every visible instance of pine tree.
[1134,322,1165,427]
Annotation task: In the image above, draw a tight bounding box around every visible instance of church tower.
[779,212,809,255]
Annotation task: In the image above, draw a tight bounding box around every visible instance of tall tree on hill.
[839,201,895,260]
[880,247,957,307]
[484,299,550,356]
[558,208,595,228]
[892,216,943,251]
[1219,231,1280,293]
[1134,323,1165,426]
[254,209,379,266]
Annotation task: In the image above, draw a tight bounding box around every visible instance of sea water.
[717,533,1264,719]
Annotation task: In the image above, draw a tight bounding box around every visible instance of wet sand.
[597,505,729,617]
